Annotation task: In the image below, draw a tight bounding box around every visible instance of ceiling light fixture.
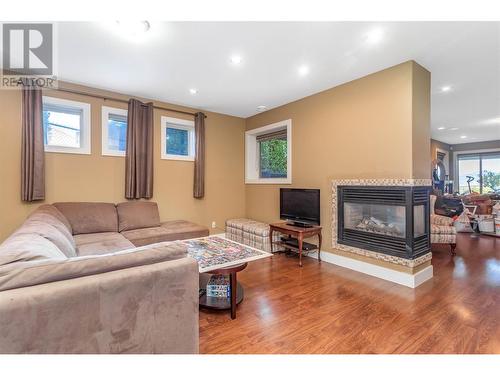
[298,65,309,76]
[460,135,467,139]
[257,105,267,112]
[230,55,242,65]
[365,28,384,44]
[437,127,446,130]
[189,88,198,95]
[449,127,459,131]
[441,86,451,93]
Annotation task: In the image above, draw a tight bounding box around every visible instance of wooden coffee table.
[199,262,247,319]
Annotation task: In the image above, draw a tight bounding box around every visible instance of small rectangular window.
[257,130,288,178]
[42,96,91,154]
[167,127,189,156]
[161,116,195,161]
[245,120,292,184]
[102,106,128,157]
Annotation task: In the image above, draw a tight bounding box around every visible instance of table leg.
[230,271,237,319]
[298,234,303,267]
[318,232,322,263]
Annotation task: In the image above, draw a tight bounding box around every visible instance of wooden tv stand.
[269,222,322,267]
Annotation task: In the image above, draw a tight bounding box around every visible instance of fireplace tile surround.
[331,179,433,269]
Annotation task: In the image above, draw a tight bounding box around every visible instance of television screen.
[280,188,320,226]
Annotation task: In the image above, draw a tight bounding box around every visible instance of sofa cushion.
[0,233,67,267]
[53,202,118,235]
[161,220,209,239]
[14,221,77,258]
[74,232,135,256]
[29,204,73,233]
[121,227,176,247]
[27,206,75,246]
[122,220,209,247]
[116,201,161,232]
[0,241,188,292]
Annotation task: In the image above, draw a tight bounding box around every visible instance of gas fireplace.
[337,186,431,259]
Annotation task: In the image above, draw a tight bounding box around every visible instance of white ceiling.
[56,22,500,144]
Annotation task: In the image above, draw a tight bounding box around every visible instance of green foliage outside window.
[259,139,287,178]
[482,170,500,192]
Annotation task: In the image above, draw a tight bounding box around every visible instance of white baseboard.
[308,251,433,288]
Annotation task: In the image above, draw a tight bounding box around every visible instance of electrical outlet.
[211,221,217,229]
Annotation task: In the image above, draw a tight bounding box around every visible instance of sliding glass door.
[482,153,500,193]
[457,152,500,194]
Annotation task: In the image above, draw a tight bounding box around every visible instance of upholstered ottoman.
[226,218,283,253]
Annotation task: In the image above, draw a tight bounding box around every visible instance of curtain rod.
[54,87,207,118]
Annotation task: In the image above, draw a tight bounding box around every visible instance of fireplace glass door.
[343,203,406,238]
[413,205,425,238]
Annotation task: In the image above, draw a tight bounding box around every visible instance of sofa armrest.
[0,257,199,354]
[430,214,454,226]
[0,241,188,292]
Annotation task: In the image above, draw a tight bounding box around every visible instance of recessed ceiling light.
[441,86,451,93]
[449,127,459,131]
[189,88,198,95]
[460,135,467,139]
[230,55,242,65]
[298,65,309,76]
[365,28,384,44]
[257,105,267,112]
[437,127,446,130]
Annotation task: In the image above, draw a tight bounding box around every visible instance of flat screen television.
[280,188,320,227]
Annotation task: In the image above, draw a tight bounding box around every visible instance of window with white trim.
[160,116,195,161]
[42,96,91,154]
[102,106,128,157]
[245,119,292,184]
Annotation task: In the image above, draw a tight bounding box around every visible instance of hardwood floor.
[199,233,500,354]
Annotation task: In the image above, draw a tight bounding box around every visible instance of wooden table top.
[270,222,322,234]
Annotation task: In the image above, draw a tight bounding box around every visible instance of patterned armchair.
[430,195,457,255]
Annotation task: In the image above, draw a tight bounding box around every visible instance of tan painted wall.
[0,82,246,241]
[411,62,431,179]
[244,61,431,252]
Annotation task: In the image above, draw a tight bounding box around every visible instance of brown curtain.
[21,87,45,202]
[125,99,154,199]
[193,112,205,199]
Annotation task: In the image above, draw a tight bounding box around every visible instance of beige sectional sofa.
[0,201,209,354]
